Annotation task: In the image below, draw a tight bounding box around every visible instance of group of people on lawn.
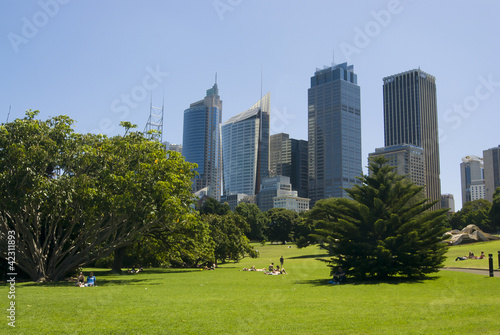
[242,256,287,275]
[455,251,487,261]
[76,271,96,287]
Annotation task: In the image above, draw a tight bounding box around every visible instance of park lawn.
[442,240,500,269]
[1,244,499,335]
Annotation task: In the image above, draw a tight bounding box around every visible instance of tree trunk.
[112,246,127,274]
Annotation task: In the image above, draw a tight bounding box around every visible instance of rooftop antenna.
[6,105,11,123]
[215,72,217,85]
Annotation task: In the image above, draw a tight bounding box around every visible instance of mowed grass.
[442,239,500,269]
[2,243,500,335]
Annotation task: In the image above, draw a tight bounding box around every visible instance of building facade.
[269,133,308,198]
[483,145,500,203]
[440,194,455,214]
[368,144,426,187]
[308,62,362,205]
[460,155,485,206]
[182,82,222,200]
[221,93,270,196]
[383,69,441,209]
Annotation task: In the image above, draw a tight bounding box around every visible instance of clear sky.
[1,0,499,210]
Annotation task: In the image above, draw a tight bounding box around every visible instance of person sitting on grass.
[280,268,287,274]
[329,267,345,284]
[479,252,486,259]
[85,272,96,287]
[76,271,85,287]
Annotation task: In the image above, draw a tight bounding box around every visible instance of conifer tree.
[307,156,449,280]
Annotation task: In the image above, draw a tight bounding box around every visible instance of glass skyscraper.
[182,82,222,200]
[308,62,362,205]
[221,93,270,196]
[383,69,441,209]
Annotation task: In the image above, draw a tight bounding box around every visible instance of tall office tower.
[383,69,441,209]
[221,93,270,196]
[440,194,455,214]
[368,144,426,187]
[269,133,308,198]
[483,145,500,203]
[460,155,485,206]
[308,62,362,205]
[182,81,222,200]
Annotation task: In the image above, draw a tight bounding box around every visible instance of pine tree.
[308,156,449,280]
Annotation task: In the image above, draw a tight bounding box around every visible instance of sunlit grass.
[2,243,500,334]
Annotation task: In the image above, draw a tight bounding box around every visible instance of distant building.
[220,193,251,211]
[257,175,309,212]
[163,141,183,154]
[440,194,455,214]
[221,93,270,197]
[483,145,500,203]
[308,62,362,205]
[368,145,426,188]
[460,155,485,206]
[269,133,308,198]
[383,69,441,210]
[182,81,222,200]
[273,195,310,213]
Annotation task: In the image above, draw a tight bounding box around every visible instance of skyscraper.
[221,93,270,196]
[269,133,308,198]
[368,144,426,187]
[483,145,500,203]
[383,69,441,209]
[182,81,222,200]
[460,155,485,206]
[308,62,362,205]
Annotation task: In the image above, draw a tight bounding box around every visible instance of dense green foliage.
[488,187,500,233]
[203,213,257,263]
[449,199,493,232]
[0,111,200,281]
[266,208,300,242]
[234,202,269,241]
[302,156,449,279]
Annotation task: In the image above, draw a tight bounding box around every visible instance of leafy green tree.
[306,156,449,280]
[234,202,269,241]
[449,199,492,232]
[488,188,500,233]
[203,213,257,263]
[0,111,198,281]
[266,208,300,242]
[200,197,231,216]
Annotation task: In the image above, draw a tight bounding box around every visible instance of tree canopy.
[302,156,449,280]
[449,199,492,232]
[0,111,199,281]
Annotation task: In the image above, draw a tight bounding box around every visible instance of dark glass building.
[383,69,441,209]
[182,82,222,200]
[270,133,308,198]
[308,62,362,205]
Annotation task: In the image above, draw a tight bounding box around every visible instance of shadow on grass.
[294,276,438,287]
[288,254,329,260]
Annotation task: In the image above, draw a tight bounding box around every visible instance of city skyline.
[2,1,500,210]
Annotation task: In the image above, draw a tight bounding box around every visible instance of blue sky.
[1,0,499,210]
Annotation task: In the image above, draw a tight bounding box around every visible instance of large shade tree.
[0,111,198,281]
[449,199,492,232]
[304,156,449,280]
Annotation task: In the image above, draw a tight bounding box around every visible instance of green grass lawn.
[442,240,500,269]
[2,242,500,335]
